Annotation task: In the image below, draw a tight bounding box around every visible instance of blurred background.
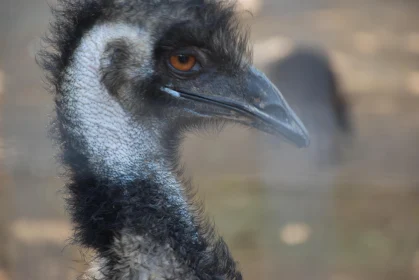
[1,0,419,279]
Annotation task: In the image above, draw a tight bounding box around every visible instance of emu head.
[46,0,309,181]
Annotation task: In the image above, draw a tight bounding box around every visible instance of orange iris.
[169,55,197,72]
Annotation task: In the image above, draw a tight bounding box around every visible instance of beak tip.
[291,131,310,148]
[300,137,310,148]
[292,120,310,148]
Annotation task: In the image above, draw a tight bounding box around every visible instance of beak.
[161,67,310,148]
[241,67,310,147]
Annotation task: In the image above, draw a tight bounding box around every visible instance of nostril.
[263,104,289,122]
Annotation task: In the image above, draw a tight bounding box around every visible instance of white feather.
[62,23,190,214]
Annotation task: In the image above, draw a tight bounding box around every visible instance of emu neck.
[61,22,196,252]
[60,23,241,280]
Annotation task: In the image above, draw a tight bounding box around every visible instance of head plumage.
[38,0,252,95]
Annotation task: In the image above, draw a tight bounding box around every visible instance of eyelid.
[170,55,198,72]
[168,57,202,76]
[166,48,209,76]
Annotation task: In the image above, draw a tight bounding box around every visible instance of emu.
[39,0,309,279]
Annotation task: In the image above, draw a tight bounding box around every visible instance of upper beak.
[242,67,310,148]
[161,67,310,148]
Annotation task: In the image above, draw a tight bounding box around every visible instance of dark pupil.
[177,55,190,64]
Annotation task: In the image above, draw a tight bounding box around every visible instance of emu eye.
[169,55,197,72]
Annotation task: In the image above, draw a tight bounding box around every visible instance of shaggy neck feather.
[62,22,196,252]
[58,22,241,280]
